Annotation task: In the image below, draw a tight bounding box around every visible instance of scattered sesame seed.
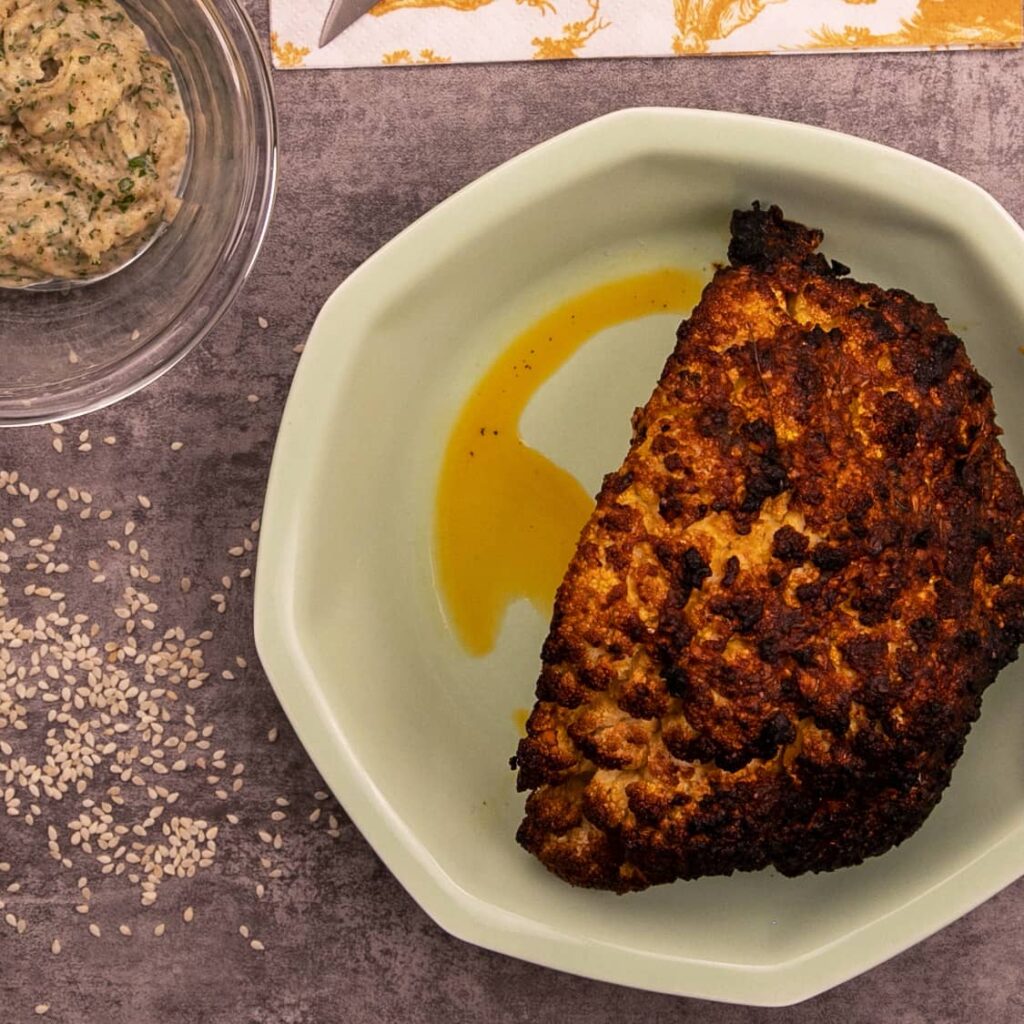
[258,316,269,329]
[267,727,278,743]
[154,922,166,937]
[247,394,259,404]
[293,343,305,354]
[250,939,265,951]
[103,436,117,446]
[34,1004,50,1015]
[0,470,266,954]
[183,906,194,924]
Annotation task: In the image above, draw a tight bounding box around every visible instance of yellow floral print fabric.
[270,0,1022,69]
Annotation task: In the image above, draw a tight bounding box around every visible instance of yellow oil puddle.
[434,268,704,656]
[513,707,530,735]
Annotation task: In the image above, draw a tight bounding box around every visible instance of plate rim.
[254,106,1024,1006]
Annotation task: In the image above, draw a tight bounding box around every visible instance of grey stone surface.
[1,3,1023,1020]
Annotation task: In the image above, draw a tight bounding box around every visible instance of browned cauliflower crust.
[513,204,1024,892]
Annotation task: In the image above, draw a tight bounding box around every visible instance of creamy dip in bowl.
[0,0,191,287]
[0,0,276,425]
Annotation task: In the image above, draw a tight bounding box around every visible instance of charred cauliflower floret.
[513,203,1024,892]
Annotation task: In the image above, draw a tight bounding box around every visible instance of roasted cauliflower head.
[513,204,1024,892]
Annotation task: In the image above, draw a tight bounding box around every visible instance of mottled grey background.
[1,2,1023,1020]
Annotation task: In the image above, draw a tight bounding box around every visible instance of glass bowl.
[0,0,278,426]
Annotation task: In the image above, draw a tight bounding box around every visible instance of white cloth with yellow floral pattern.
[270,0,1022,69]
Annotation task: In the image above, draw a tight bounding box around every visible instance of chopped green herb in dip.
[0,0,189,284]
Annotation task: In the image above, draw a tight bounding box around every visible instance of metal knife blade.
[319,0,378,47]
